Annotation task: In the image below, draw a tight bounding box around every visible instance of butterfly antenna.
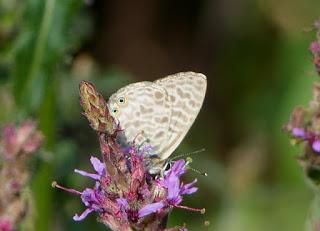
[133,130,145,143]
[171,148,206,160]
[187,165,208,176]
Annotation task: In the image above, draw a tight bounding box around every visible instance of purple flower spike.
[54,81,204,230]
[312,140,320,152]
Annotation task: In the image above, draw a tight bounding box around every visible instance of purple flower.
[67,185,104,221]
[138,202,165,218]
[310,41,320,54]
[170,159,187,176]
[116,198,129,219]
[180,179,198,195]
[313,140,320,152]
[138,160,199,218]
[74,156,106,180]
[116,198,128,208]
[292,128,306,138]
[290,128,320,153]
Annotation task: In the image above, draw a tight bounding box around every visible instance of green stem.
[28,1,56,230]
[306,194,320,231]
[305,175,320,231]
[26,0,56,90]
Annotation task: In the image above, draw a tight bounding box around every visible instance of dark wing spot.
[155,117,169,124]
[154,91,164,100]
[155,131,165,139]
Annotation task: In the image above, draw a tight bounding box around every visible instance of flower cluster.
[53,81,204,231]
[284,21,320,182]
[0,121,43,231]
[283,19,320,231]
[284,83,320,178]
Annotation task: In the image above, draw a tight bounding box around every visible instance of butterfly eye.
[118,96,127,105]
[111,107,120,116]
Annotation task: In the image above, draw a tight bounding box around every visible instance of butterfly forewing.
[107,81,172,152]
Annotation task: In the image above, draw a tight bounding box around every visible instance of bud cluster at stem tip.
[79,81,117,134]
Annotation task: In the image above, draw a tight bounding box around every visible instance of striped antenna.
[171,148,206,160]
[187,165,208,176]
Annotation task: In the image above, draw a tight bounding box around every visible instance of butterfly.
[107,72,207,174]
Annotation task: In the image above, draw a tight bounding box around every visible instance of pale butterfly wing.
[107,81,172,151]
[107,72,207,164]
[154,72,207,160]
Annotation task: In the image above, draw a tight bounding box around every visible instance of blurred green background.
[0,0,319,230]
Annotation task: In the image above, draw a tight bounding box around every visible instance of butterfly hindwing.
[154,72,207,160]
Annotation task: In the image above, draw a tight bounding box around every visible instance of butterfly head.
[107,84,138,125]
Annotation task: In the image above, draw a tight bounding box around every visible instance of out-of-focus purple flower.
[1,121,43,159]
[179,228,188,231]
[310,41,320,74]
[0,121,43,231]
[289,127,320,153]
[310,41,320,54]
[292,127,306,138]
[0,219,13,231]
[312,140,320,152]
